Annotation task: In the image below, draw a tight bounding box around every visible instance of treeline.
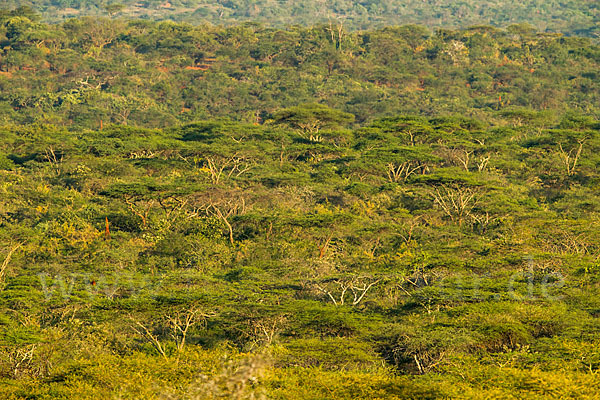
[0,11,599,129]
[2,0,600,37]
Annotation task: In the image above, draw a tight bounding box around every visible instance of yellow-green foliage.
[1,106,600,398]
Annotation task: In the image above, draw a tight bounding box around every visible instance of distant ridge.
[1,0,599,37]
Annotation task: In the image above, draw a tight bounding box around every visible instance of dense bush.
[0,110,599,397]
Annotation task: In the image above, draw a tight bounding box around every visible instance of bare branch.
[130,318,168,361]
[124,196,155,228]
[203,197,247,245]
[0,243,22,287]
[477,155,490,172]
[558,139,585,176]
[315,277,379,306]
[44,147,63,176]
[387,162,424,182]
[166,307,214,355]
[205,154,253,184]
[431,184,480,226]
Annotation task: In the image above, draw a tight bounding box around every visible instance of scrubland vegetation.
[0,10,598,129]
[1,5,600,400]
[2,108,600,398]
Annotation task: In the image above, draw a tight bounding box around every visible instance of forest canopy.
[0,12,598,130]
[1,108,600,398]
[1,5,600,399]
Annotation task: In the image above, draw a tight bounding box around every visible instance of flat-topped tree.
[101,181,199,232]
[273,103,355,142]
[354,146,437,183]
[411,169,504,229]
[365,116,436,147]
[104,3,125,17]
[0,6,40,22]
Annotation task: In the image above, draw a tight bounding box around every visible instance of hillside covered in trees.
[0,10,599,130]
[1,5,600,400]
[3,1,600,38]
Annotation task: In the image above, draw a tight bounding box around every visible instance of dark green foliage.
[2,1,600,39]
[0,19,598,129]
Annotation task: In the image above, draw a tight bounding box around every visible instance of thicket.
[0,11,598,130]
[1,6,600,399]
[1,108,599,398]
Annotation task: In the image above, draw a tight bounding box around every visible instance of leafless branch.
[558,139,585,176]
[315,277,380,306]
[0,243,22,287]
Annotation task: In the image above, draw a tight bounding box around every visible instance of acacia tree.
[523,129,596,179]
[557,138,586,176]
[63,17,124,57]
[414,171,493,228]
[130,306,213,361]
[104,3,125,17]
[189,190,249,246]
[205,198,246,246]
[272,103,354,141]
[203,153,253,184]
[430,184,480,227]
[102,182,194,231]
[314,276,380,306]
